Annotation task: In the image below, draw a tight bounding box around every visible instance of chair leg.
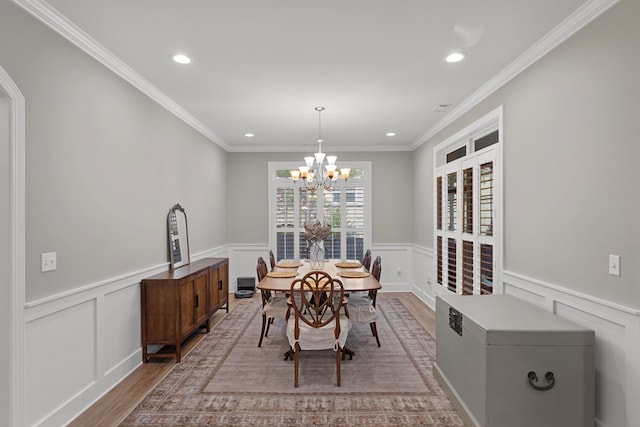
[371,322,381,347]
[258,313,267,347]
[265,316,272,337]
[294,345,300,387]
[336,347,341,386]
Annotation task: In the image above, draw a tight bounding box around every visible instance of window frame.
[268,161,372,261]
[433,106,503,295]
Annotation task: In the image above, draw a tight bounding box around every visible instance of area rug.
[120,297,463,426]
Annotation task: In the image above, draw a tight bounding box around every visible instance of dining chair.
[257,256,289,347]
[362,249,372,271]
[286,270,351,387]
[268,249,276,272]
[347,255,381,347]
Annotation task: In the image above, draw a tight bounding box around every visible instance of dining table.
[257,259,381,360]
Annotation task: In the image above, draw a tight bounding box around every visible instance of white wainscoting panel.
[368,244,412,292]
[226,244,269,291]
[29,244,639,427]
[104,285,141,377]
[25,299,96,427]
[503,270,640,427]
[23,262,176,426]
[410,245,436,308]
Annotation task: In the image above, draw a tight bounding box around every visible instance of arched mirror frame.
[167,203,190,269]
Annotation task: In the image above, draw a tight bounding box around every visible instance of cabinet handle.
[194,295,199,307]
[527,371,555,391]
[219,280,222,291]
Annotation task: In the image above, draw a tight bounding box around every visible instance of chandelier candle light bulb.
[290,106,350,191]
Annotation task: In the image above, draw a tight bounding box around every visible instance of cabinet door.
[143,281,177,342]
[209,267,220,311]
[194,271,208,324]
[218,261,229,304]
[179,279,196,335]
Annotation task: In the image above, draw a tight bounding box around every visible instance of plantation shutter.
[275,187,295,260]
[269,162,370,263]
[433,124,499,295]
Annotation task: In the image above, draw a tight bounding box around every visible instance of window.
[269,162,371,262]
[434,107,502,295]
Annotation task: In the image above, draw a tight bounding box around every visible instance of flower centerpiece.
[303,219,331,269]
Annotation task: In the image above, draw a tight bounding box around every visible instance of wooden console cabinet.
[141,257,229,362]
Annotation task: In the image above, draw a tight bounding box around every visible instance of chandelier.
[290,106,350,192]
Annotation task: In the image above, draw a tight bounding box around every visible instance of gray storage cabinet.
[434,294,594,427]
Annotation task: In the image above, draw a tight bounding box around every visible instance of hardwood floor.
[69,292,435,427]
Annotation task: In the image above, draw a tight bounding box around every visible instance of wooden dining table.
[257,259,381,360]
[257,259,381,293]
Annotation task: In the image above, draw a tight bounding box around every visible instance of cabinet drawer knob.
[527,371,555,391]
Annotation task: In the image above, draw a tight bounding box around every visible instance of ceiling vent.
[434,104,452,112]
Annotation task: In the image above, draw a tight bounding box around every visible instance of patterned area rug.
[120,297,463,426]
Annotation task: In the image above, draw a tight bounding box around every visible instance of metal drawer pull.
[527,371,555,391]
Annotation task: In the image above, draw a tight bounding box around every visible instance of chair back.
[257,256,270,302]
[257,256,268,281]
[268,250,276,271]
[370,256,382,303]
[371,256,382,281]
[289,271,345,337]
[362,249,372,271]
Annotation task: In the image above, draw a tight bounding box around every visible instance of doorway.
[0,66,26,427]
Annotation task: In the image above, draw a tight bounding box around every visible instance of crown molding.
[411,0,619,150]
[13,0,618,154]
[12,0,231,151]
[228,143,414,153]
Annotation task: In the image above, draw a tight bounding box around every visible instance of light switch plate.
[609,254,620,276]
[41,252,57,272]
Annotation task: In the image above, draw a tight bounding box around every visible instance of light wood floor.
[69,292,435,427]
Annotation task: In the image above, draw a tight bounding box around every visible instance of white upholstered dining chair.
[346,255,381,347]
[286,270,351,387]
[257,256,289,347]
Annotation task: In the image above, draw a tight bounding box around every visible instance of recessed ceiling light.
[244,133,254,138]
[445,52,465,63]
[172,54,191,64]
[386,132,396,137]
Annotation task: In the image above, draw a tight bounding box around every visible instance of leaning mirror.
[167,203,190,269]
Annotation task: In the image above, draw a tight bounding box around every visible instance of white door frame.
[1,65,26,427]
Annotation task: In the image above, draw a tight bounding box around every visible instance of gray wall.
[3,0,636,310]
[227,151,414,244]
[0,1,228,302]
[414,0,640,307]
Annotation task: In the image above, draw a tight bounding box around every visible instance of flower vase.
[309,241,325,270]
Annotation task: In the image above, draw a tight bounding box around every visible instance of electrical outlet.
[609,254,620,276]
[41,252,57,272]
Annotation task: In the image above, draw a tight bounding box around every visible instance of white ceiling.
[24,0,593,152]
